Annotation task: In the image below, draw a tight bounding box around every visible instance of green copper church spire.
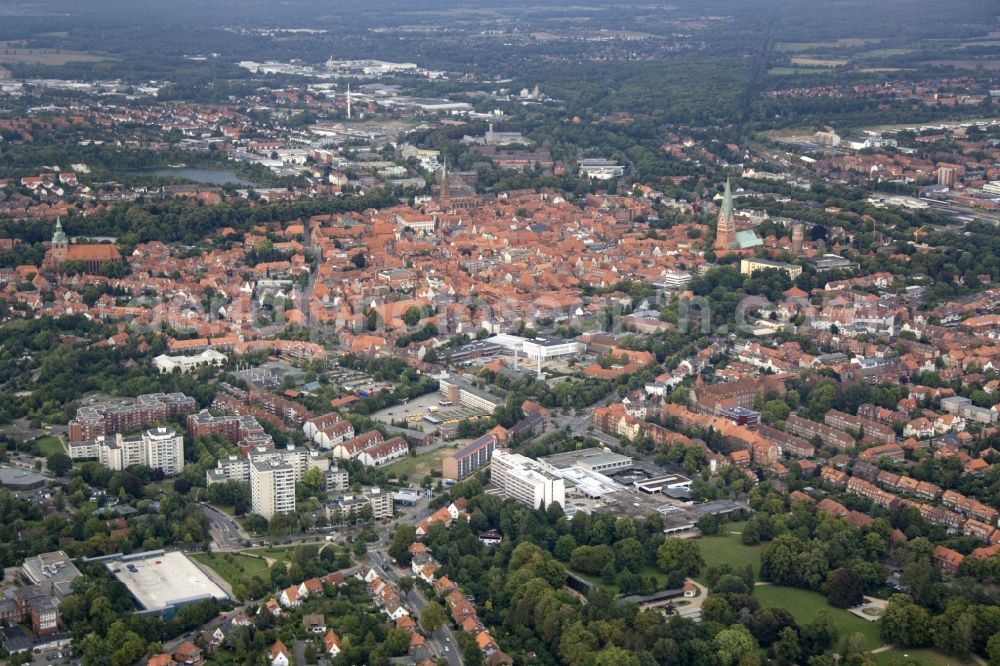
[52,217,68,245]
[721,177,733,222]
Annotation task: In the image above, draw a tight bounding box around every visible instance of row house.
[824,409,896,444]
[314,420,356,450]
[932,546,965,576]
[857,403,901,426]
[820,466,849,488]
[858,443,906,464]
[757,424,816,458]
[941,490,999,524]
[303,412,344,440]
[876,471,941,500]
[332,430,384,459]
[786,415,855,451]
[963,519,997,542]
[901,499,966,532]
[847,477,897,509]
[356,437,409,467]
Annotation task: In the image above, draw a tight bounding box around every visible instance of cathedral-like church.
[44,218,123,273]
[712,179,762,254]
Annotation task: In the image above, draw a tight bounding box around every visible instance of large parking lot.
[369,391,444,425]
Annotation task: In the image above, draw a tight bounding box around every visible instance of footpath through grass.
[35,436,65,457]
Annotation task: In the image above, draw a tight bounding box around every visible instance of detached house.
[279,585,301,609]
[324,630,342,657]
[270,640,291,666]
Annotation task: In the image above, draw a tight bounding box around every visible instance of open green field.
[873,648,974,666]
[192,552,270,588]
[35,436,65,457]
[768,67,829,76]
[860,48,914,57]
[957,40,1000,49]
[382,446,456,481]
[243,544,321,564]
[755,585,882,651]
[776,38,878,52]
[791,56,849,67]
[697,524,762,578]
[0,43,113,65]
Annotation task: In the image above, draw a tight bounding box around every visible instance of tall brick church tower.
[50,217,68,263]
[713,179,736,252]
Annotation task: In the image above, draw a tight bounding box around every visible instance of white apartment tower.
[96,427,185,476]
[250,457,297,520]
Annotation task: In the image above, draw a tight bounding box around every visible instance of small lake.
[139,167,262,187]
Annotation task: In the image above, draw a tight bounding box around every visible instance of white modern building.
[152,349,227,374]
[73,427,185,475]
[487,334,585,361]
[579,158,624,180]
[490,450,565,509]
[250,456,297,520]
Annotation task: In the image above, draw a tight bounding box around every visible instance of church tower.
[791,223,804,255]
[713,178,736,252]
[439,157,450,199]
[51,217,68,263]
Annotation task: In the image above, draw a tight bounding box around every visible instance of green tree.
[716,626,758,666]
[881,595,933,648]
[47,451,72,475]
[388,523,417,565]
[827,568,864,608]
[773,627,801,666]
[656,538,704,577]
[420,601,448,633]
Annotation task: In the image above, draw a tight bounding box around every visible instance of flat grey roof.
[108,551,228,612]
[0,466,46,488]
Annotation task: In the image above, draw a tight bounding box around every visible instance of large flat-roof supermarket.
[107,551,228,613]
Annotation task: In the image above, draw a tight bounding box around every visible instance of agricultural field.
[924,59,1000,70]
[790,56,848,67]
[0,43,113,65]
[768,67,828,76]
[776,38,877,52]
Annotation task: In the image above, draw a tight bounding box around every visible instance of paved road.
[369,551,462,666]
[200,503,250,550]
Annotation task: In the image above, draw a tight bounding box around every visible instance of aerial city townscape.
[2,0,1000,664]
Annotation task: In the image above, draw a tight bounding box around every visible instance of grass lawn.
[696,524,762,579]
[754,585,883,651]
[873,648,974,666]
[383,446,456,481]
[35,436,65,457]
[192,552,270,588]
[572,564,672,596]
[243,544,320,565]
